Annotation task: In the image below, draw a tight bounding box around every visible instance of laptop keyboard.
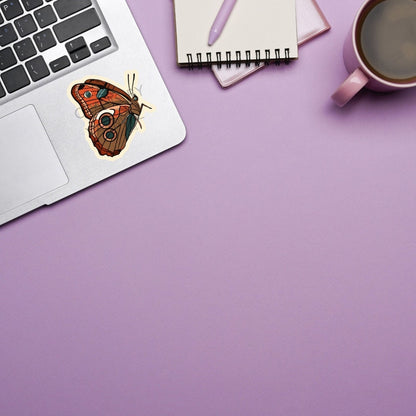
[0,0,113,100]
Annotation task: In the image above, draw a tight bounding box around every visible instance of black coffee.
[357,0,416,83]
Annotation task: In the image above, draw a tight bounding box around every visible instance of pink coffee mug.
[332,0,416,107]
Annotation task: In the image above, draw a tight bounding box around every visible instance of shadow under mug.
[332,0,416,107]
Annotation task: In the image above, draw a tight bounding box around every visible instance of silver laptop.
[0,0,186,226]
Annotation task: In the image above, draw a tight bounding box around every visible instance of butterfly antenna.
[127,73,131,95]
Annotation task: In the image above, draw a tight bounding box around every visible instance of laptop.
[0,0,186,226]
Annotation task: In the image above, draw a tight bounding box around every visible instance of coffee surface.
[358,0,416,83]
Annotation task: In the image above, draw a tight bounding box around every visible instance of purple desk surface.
[1,1,416,415]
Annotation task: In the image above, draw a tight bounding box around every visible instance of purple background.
[1,0,416,415]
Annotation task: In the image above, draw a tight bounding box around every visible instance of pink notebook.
[212,0,330,87]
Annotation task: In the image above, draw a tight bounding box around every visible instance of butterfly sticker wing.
[89,105,138,157]
[71,79,132,119]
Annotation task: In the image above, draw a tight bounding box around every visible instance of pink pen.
[208,0,237,46]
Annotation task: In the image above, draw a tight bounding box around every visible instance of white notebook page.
[173,0,298,66]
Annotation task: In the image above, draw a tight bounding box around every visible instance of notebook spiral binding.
[186,48,291,70]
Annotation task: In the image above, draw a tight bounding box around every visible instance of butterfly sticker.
[71,74,152,157]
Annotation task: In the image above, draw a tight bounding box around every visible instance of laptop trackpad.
[0,105,68,215]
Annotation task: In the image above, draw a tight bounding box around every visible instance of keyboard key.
[26,55,49,81]
[0,0,23,20]
[65,35,85,53]
[14,37,36,61]
[14,14,37,37]
[22,0,43,11]
[90,36,111,54]
[0,12,3,25]
[0,46,16,70]
[53,8,100,43]
[70,45,90,63]
[1,65,30,93]
[34,5,57,28]
[54,0,91,19]
[33,28,56,51]
[49,55,69,72]
[0,81,5,98]
[0,23,18,47]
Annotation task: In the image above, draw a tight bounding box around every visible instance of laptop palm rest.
[0,105,68,215]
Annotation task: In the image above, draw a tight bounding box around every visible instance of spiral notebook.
[173,0,298,67]
[213,0,330,87]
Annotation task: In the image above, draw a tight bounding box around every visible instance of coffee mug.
[332,0,416,107]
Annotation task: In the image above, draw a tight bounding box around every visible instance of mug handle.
[331,68,369,107]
